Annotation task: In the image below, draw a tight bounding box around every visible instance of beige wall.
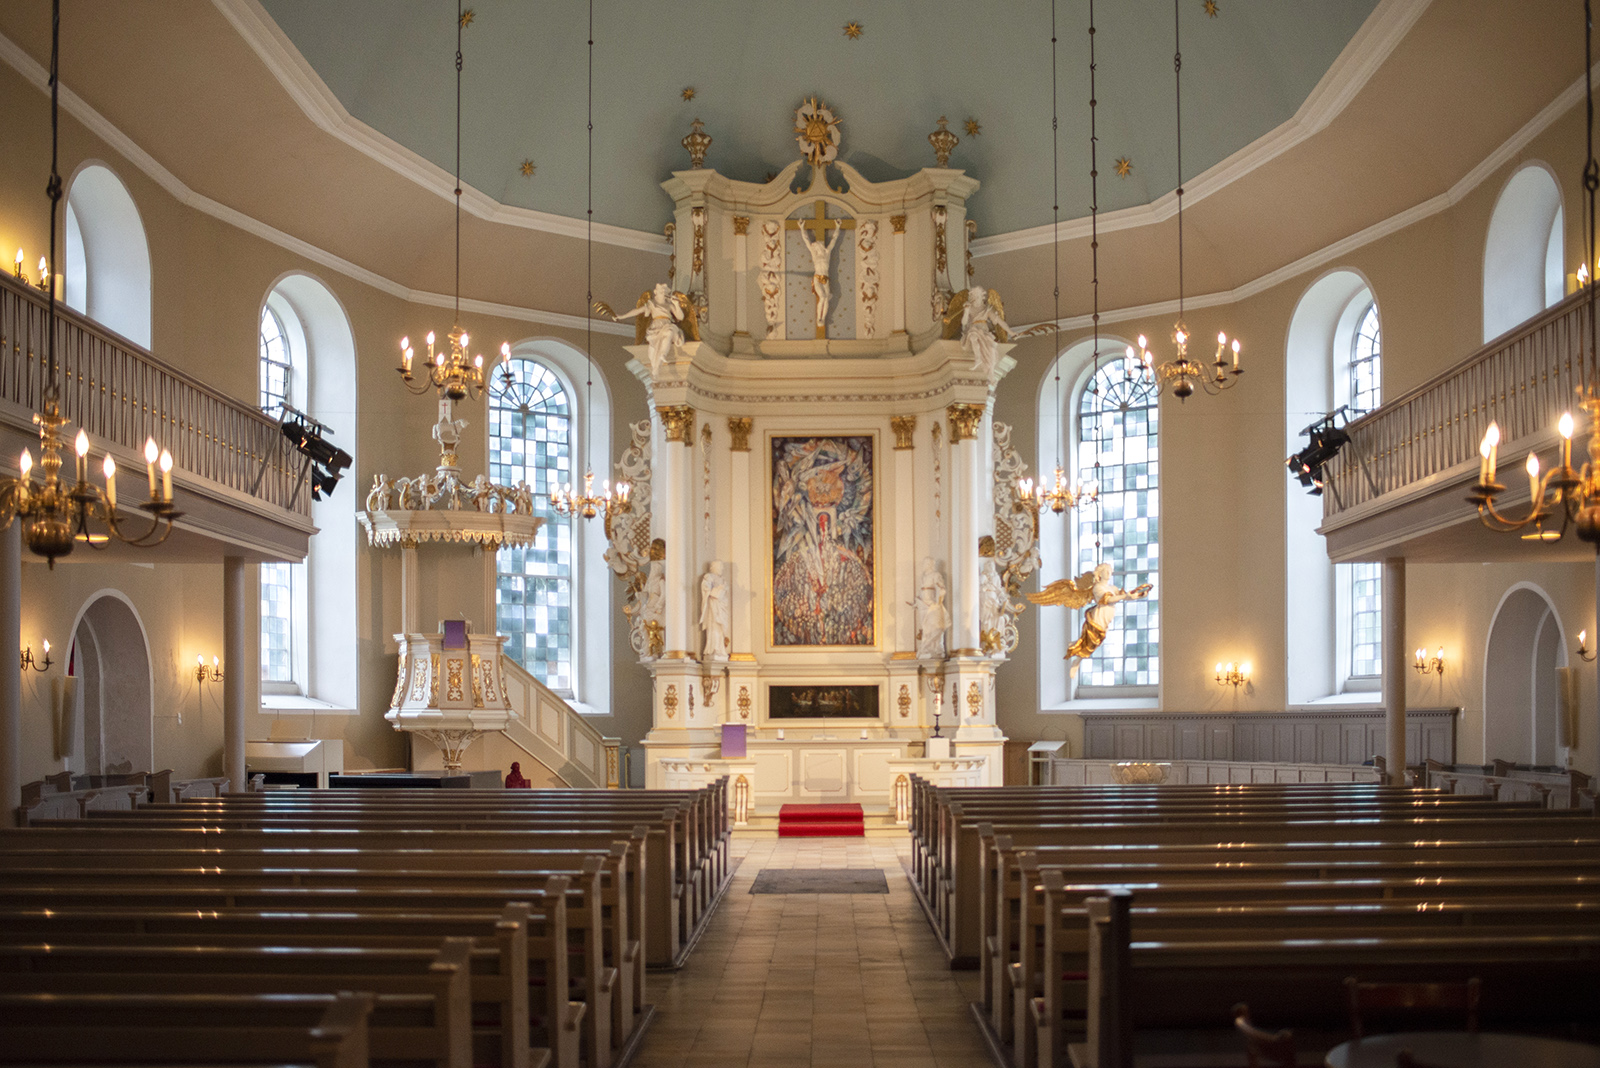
[1,45,1593,787]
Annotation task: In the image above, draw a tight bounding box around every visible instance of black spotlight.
[1286,407,1351,497]
[278,404,352,501]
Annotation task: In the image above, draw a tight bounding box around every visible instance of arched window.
[1344,301,1383,682]
[256,276,357,711]
[1075,363,1160,688]
[1483,163,1565,342]
[491,359,574,692]
[63,163,152,349]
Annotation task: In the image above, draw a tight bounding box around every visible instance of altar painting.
[770,435,875,646]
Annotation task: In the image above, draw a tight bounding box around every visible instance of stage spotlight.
[278,404,352,502]
[1286,407,1351,498]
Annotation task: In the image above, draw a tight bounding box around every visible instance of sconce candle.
[1413,647,1446,676]
[1578,629,1596,663]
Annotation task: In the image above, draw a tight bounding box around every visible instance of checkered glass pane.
[1075,364,1159,687]
[260,561,294,684]
[1348,561,1383,678]
[1350,303,1381,415]
[259,305,292,420]
[491,360,572,692]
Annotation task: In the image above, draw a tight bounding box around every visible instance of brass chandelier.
[395,0,508,402]
[1473,0,1600,545]
[1128,0,1244,402]
[0,0,179,569]
[551,0,630,524]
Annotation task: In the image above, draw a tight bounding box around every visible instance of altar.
[609,102,1039,807]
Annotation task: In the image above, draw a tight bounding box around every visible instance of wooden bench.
[0,990,374,1068]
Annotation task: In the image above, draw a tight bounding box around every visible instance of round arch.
[63,162,152,349]
[1483,582,1568,766]
[65,590,153,776]
[1483,162,1565,343]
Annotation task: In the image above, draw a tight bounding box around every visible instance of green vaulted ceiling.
[257,0,1381,238]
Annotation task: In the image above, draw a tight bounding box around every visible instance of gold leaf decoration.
[1203,0,1219,16]
[843,20,864,39]
[1114,156,1133,179]
[682,86,696,101]
[519,159,536,178]
[460,8,474,28]
[964,118,981,137]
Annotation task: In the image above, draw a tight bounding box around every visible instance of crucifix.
[786,201,856,339]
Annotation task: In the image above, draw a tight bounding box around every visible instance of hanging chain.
[1585,0,1597,403]
[1051,0,1062,459]
[1089,0,1103,559]
[44,0,62,403]
[584,0,595,474]
[1174,0,1185,322]
[454,0,463,321]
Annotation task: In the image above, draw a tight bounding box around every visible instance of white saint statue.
[798,219,843,328]
[979,557,1006,650]
[914,557,950,660]
[641,560,667,653]
[611,283,687,377]
[1028,561,1153,660]
[700,561,730,661]
[959,285,1014,376]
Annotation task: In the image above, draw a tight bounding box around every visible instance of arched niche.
[65,591,153,775]
[1283,269,1375,704]
[261,273,358,708]
[63,163,152,349]
[1483,163,1564,343]
[1483,583,1568,766]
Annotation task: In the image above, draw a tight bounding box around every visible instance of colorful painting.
[771,435,875,645]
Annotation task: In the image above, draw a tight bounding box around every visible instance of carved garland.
[858,219,881,339]
[989,420,1043,657]
[606,419,656,658]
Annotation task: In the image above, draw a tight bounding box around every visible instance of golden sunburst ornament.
[459,8,474,27]
[843,21,864,39]
[1114,156,1133,178]
[964,118,982,137]
[519,159,536,178]
[1203,0,1219,16]
[794,96,843,167]
[681,86,696,101]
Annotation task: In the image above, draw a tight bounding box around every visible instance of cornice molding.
[973,0,1434,256]
[0,27,631,339]
[211,0,669,255]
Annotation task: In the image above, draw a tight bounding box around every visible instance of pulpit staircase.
[496,661,619,789]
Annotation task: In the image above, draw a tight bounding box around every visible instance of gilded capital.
[658,404,697,444]
[727,416,753,452]
[946,402,985,443]
[732,215,750,235]
[890,214,907,234]
[890,415,917,450]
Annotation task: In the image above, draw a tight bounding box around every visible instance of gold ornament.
[964,118,981,137]
[890,416,917,450]
[843,20,864,39]
[681,86,696,101]
[945,403,985,443]
[681,118,712,169]
[794,96,843,167]
[1115,156,1133,179]
[519,159,536,178]
[727,417,753,452]
[928,117,959,167]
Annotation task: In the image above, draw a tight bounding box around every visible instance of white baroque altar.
[617,115,1037,807]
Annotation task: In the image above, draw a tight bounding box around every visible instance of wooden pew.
[0,941,474,1068]
[0,990,373,1068]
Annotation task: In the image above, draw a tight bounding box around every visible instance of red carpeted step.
[777,803,865,837]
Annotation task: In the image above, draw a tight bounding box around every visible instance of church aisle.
[634,835,992,1068]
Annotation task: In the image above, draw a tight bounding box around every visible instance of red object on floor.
[778,803,865,837]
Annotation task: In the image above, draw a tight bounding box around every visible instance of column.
[727,417,753,656]
[0,524,20,825]
[891,215,907,334]
[399,542,419,635]
[891,416,917,653]
[732,218,750,337]
[222,557,260,794]
[947,403,986,654]
[1382,556,1406,785]
[656,406,697,658]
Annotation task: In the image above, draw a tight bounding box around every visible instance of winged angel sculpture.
[1027,562,1153,660]
[943,285,1053,376]
[596,283,700,377]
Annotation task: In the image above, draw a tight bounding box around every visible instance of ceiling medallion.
[964,118,982,137]
[843,21,864,39]
[794,96,842,167]
[1114,156,1133,178]
[681,86,696,101]
[519,158,536,177]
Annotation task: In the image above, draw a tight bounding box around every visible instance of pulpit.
[386,621,514,771]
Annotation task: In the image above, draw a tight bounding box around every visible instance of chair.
[1343,976,1481,1039]
[1232,1002,1297,1067]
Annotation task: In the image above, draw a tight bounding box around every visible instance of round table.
[1326,1032,1600,1068]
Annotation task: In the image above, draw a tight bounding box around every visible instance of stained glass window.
[1075,363,1159,687]
[1345,302,1383,679]
[490,359,573,692]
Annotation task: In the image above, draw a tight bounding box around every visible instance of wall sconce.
[195,654,222,683]
[1578,630,1596,663]
[1413,647,1445,676]
[1215,661,1250,689]
[20,640,50,672]
[13,248,23,281]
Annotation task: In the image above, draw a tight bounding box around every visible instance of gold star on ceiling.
[1114,156,1133,178]
[519,159,536,178]
[460,8,474,28]
[682,86,696,101]
[843,21,864,39]
[964,118,981,137]
[1203,0,1219,16]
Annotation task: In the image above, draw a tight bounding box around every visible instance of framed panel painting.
[769,434,876,646]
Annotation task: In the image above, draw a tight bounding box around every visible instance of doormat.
[749,868,889,894]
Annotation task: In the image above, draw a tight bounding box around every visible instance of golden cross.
[785,201,856,338]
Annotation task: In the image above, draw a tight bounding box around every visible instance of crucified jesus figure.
[799,219,842,328]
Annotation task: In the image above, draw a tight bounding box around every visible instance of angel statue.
[940,285,1014,376]
[1027,561,1153,660]
[598,283,699,377]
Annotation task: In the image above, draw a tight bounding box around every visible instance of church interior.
[1,1,1598,1066]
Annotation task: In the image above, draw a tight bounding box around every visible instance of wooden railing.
[0,273,307,518]
[1323,289,1589,520]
